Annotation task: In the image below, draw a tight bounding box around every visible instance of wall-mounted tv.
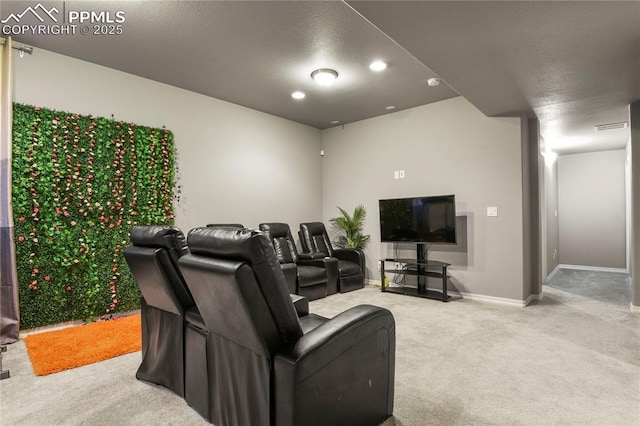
[379,195,457,243]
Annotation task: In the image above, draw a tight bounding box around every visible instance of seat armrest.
[275,304,394,379]
[280,263,298,294]
[296,258,328,268]
[275,305,395,425]
[298,252,327,260]
[333,248,365,270]
[297,257,339,295]
[290,294,309,317]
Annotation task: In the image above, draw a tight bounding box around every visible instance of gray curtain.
[0,36,20,344]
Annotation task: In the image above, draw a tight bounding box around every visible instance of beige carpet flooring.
[1,270,638,425]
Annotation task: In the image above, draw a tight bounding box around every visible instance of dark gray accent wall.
[631,100,640,308]
[558,150,627,269]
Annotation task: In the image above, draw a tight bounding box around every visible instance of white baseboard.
[371,278,537,308]
[546,264,562,282]
[558,264,628,274]
[448,291,530,308]
[524,292,544,306]
[630,303,640,314]
[366,279,382,288]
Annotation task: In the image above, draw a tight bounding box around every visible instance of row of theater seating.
[207,222,365,301]
[124,225,396,426]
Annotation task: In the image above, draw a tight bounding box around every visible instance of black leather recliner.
[179,227,395,426]
[259,222,339,300]
[125,225,313,422]
[299,222,366,293]
[123,226,196,398]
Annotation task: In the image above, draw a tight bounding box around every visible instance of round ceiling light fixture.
[311,68,339,87]
[427,77,441,87]
[291,91,306,100]
[369,61,387,71]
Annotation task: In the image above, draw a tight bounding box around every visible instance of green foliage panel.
[12,103,175,329]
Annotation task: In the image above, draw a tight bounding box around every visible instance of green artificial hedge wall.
[12,103,175,329]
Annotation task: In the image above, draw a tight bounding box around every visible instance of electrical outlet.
[399,170,405,179]
[377,260,381,270]
[395,262,402,270]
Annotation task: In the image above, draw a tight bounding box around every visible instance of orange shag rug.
[24,314,141,376]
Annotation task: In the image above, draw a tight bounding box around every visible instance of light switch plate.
[487,207,498,217]
[394,171,399,179]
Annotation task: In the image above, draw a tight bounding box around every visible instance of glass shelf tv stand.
[380,244,450,302]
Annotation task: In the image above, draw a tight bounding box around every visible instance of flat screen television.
[379,195,457,243]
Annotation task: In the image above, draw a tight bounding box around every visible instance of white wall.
[13,48,323,232]
[558,150,626,269]
[321,97,525,301]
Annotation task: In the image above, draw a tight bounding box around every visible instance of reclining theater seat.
[179,227,396,426]
[124,226,196,398]
[206,224,311,316]
[299,222,366,293]
[259,222,339,300]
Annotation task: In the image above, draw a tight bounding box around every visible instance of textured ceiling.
[2,0,457,129]
[349,0,640,154]
[3,0,639,154]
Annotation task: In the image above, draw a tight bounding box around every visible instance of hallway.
[545,268,632,311]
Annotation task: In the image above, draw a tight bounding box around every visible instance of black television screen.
[379,195,457,243]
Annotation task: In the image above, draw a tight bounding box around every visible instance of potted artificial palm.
[330,204,371,249]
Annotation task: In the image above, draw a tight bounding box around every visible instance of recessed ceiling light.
[427,78,441,87]
[291,91,306,100]
[369,61,387,71]
[331,120,340,124]
[385,106,396,110]
[311,69,338,87]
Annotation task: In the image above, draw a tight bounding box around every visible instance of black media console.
[380,243,450,302]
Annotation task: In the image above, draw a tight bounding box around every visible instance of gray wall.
[626,138,632,278]
[320,97,526,301]
[631,100,640,308]
[522,117,541,298]
[12,48,541,304]
[543,151,560,277]
[13,48,323,232]
[557,150,627,269]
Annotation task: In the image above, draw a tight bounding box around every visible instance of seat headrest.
[301,222,326,235]
[129,226,188,254]
[259,222,290,239]
[206,223,245,229]
[188,227,271,264]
